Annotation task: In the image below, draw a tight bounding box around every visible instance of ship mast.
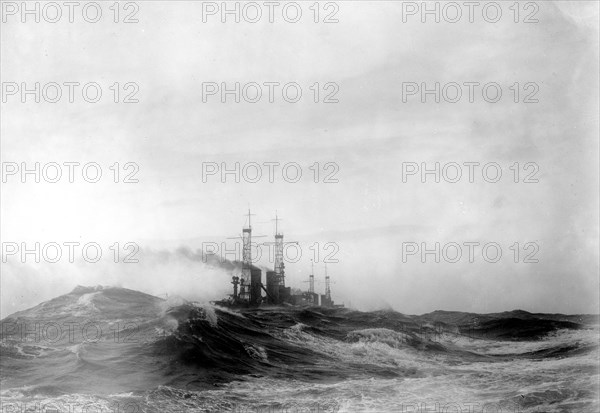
[240,208,253,301]
[324,263,331,301]
[309,259,315,294]
[274,211,285,287]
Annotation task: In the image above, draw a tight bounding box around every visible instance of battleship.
[214,210,343,309]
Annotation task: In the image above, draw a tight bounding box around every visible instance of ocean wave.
[1,286,597,412]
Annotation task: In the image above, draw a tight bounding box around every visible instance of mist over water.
[0,247,235,318]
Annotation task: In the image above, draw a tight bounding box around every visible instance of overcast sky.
[1,1,598,317]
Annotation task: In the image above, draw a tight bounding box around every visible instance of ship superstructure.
[215,210,343,308]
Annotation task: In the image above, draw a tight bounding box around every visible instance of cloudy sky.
[1,1,598,317]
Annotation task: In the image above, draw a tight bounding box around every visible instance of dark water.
[1,286,598,412]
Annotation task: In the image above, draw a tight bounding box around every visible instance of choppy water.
[1,286,598,412]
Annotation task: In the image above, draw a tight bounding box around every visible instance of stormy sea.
[1,286,598,413]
